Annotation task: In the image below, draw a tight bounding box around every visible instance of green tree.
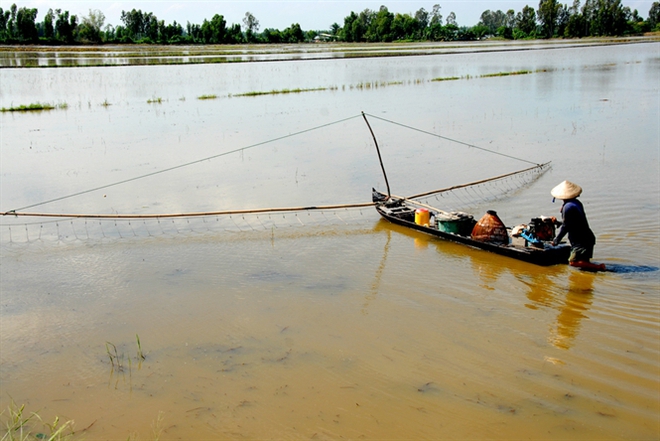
[516,5,537,37]
[7,4,17,40]
[429,4,443,30]
[446,12,457,26]
[78,9,105,43]
[282,23,304,42]
[226,23,243,43]
[471,24,490,39]
[538,0,561,37]
[0,8,9,41]
[186,21,202,43]
[479,9,507,35]
[243,11,259,42]
[55,9,77,43]
[593,0,628,35]
[43,8,54,40]
[157,20,183,43]
[120,9,141,41]
[391,12,417,40]
[649,2,660,29]
[120,9,158,42]
[15,6,38,42]
[201,14,227,43]
[262,27,282,43]
[354,9,374,41]
[341,11,358,41]
[415,7,429,36]
[366,6,393,41]
[564,0,585,37]
[556,4,571,36]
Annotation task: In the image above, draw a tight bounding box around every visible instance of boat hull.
[374,195,571,266]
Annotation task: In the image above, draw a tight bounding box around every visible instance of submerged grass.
[1,400,75,440]
[0,102,64,112]
[232,87,327,97]
[431,76,460,82]
[480,70,533,78]
[1,400,164,440]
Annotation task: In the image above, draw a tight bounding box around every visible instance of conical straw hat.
[551,180,582,199]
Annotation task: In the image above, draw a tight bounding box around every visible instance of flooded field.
[1,37,656,68]
[1,41,659,439]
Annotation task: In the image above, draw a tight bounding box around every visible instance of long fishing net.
[407,163,550,213]
[1,113,550,246]
[1,207,378,245]
[0,166,549,246]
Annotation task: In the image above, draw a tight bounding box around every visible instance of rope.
[362,112,540,166]
[3,113,544,219]
[3,114,363,214]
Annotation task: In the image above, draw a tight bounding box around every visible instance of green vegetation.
[105,341,125,371]
[197,94,217,100]
[1,400,164,440]
[232,87,326,97]
[146,97,162,104]
[1,102,67,112]
[481,70,533,77]
[1,103,55,112]
[0,1,657,45]
[431,76,460,82]
[1,400,74,440]
[136,334,145,361]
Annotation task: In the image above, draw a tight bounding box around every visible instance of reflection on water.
[550,271,595,350]
[3,39,656,68]
[1,42,659,439]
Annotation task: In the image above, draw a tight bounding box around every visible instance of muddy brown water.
[1,41,658,439]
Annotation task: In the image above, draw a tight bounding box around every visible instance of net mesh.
[1,164,548,247]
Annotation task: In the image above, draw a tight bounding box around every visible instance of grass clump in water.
[232,87,325,97]
[197,94,217,100]
[481,70,533,78]
[1,400,75,440]
[147,97,163,104]
[1,103,56,112]
[431,76,460,82]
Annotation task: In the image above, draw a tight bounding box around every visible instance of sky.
[2,0,656,31]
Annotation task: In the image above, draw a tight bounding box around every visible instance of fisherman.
[551,180,605,271]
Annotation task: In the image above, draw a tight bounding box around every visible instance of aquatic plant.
[1,103,56,112]
[232,87,325,97]
[136,334,146,361]
[1,400,75,441]
[197,94,217,100]
[480,70,533,78]
[147,97,163,104]
[105,341,124,372]
[431,76,460,82]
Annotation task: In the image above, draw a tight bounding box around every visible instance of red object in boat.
[471,210,508,244]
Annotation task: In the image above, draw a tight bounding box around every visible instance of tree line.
[0,1,658,45]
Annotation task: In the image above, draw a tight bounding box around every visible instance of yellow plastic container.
[415,208,430,226]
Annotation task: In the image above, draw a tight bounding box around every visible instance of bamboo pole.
[406,162,549,200]
[1,201,376,219]
[362,111,391,198]
[2,164,549,220]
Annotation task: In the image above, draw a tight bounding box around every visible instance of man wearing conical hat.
[551,181,605,271]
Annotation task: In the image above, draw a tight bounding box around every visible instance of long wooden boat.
[372,189,571,266]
